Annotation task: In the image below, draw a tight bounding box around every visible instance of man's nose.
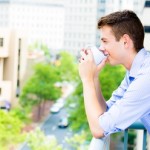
[99,46,109,56]
[99,45,105,51]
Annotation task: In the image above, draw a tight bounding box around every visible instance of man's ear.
[122,34,134,49]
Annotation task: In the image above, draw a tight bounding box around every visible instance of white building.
[63,0,104,55]
[0,0,148,56]
[141,0,150,51]
[0,28,27,106]
[46,0,106,55]
[137,1,150,149]
[0,0,65,53]
[104,0,145,15]
[104,0,150,51]
[62,0,147,55]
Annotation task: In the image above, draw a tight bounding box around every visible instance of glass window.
[99,0,105,2]
[144,26,150,33]
[0,38,4,47]
[145,1,150,7]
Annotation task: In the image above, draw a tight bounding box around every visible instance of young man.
[78,10,150,149]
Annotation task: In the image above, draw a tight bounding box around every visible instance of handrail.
[124,121,147,150]
[128,121,146,130]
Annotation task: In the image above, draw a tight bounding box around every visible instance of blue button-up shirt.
[99,48,150,136]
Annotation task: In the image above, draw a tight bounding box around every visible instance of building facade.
[141,0,150,51]
[0,0,65,54]
[62,0,147,55]
[63,0,99,55]
[0,28,27,106]
[0,0,148,55]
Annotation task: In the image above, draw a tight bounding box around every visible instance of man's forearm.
[94,77,107,111]
[82,79,106,138]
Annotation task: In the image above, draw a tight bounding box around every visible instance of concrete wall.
[0,28,27,106]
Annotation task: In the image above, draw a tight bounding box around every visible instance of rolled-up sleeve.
[106,73,129,110]
[99,73,150,136]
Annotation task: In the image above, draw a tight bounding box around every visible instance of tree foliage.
[100,64,126,99]
[56,51,78,81]
[0,110,25,150]
[19,63,62,111]
[66,131,89,150]
[28,42,50,57]
[26,128,62,150]
[19,50,78,121]
[66,82,89,131]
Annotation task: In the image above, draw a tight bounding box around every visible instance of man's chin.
[108,61,118,66]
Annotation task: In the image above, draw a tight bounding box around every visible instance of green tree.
[28,41,39,52]
[10,107,31,124]
[40,43,50,57]
[28,42,50,62]
[26,128,62,150]
[66,81,92,142]
[56,51,78,81]
[66,81,89,131]
[66,131,89,150]
[28,42,49,55]
[19,63,62,120]
[100,64,126,99]
[0,110,25,150]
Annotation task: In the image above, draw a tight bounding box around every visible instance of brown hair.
[98,10,144,52]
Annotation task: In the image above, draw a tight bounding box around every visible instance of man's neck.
[123,51,137,70]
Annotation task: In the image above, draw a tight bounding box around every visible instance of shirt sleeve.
[106,72,129,109]
[99,73,150,136]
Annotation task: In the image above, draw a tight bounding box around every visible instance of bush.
[0,110,25,150]
[66,131,89,150]
[26,128,63,150]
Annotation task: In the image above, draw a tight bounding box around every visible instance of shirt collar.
[128,48,147,79]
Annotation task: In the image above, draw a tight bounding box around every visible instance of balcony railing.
[124,121,147,150]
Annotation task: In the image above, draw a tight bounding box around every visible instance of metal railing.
[124,121,147,150]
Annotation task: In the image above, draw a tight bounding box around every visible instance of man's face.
[100,25,126,66]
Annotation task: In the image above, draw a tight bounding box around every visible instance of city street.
[41,108,73,149]
[21,107,74,150]
[21,83,75,150]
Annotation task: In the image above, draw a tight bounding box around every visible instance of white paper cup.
[87,46,107,65]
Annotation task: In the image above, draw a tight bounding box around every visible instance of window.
[145,1,150,7]
[0,38,4,47]
[144,26,150,33]
[99,0,105,2]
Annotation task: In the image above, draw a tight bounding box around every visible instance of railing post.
[124,121,147,150]
[124,129,128,150]
[142,129,147,150]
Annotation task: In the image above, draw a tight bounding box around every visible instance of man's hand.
[78,49,107,82]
